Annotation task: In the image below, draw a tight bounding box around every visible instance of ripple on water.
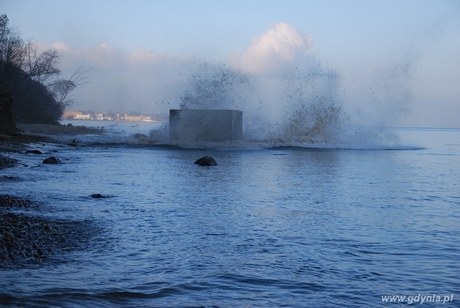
[1,128,459,307]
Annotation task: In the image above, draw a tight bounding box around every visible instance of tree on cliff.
[0,14,84,124]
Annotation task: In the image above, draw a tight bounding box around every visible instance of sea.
[1,119,459,307]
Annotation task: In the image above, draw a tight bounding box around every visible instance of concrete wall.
[169,109,242,142]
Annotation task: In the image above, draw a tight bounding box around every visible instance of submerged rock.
[0,194,34,208]
[26,149,44,154]
[42,156,60,164]
[67,139,78,147]
[90,194,108,199]
[195,156,218,167]
[0,175,22,182]
[0,155,18,170]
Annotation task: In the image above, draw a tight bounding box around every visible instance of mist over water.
[114,20,437,149]
[179,62,253,111]
[145,54,415,149]
[101,20,438,150]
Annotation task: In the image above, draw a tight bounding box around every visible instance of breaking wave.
[138,60,413,150]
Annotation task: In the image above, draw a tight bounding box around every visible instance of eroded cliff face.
[0,92,17,134]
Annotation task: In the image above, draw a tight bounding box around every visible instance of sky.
[2,0,460,127]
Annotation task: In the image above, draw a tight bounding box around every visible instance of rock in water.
[67,139,78,147]
[194,156,218,166]
[26,150,44,154]
[90,194,105,199]
[42,156,60,164]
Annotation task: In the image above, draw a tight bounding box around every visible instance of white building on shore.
[63,110,161,122]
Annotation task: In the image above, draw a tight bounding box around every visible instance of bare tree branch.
[0,14,90,123]
[25,44,60,83]
[48,67,89,109]
[0,14,26,69]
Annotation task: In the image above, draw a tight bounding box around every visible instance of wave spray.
[148,51,417,149]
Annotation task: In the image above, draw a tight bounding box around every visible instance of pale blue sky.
[3,0,460,127]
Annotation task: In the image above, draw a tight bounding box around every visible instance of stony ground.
[0,124,102,268]
[0,194,93,267]
[0,123,103,168]
[17,123,103,136]
[0,131,53,158]
[0,155,18,170]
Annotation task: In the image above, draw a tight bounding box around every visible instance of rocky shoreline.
[0,155,18,170]
[0,123,103,167]
[0,195,94,267]
[0,124,103,268]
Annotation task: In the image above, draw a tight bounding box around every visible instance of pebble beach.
[0,124,103,268]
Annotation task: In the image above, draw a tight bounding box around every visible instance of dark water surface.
[1,127,459,307]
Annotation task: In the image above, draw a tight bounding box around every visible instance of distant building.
[62,110,83,119]
[123,114,153,122]
[123,115,143,121]
[62,110,92,120]
[62,110,161,122]
[141,116,153,122]
[75,113,91,120]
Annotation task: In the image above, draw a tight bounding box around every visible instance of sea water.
[0,123,459,307]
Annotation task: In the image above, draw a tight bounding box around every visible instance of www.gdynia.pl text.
[381,294,454,304]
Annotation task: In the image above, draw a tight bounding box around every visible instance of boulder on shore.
[42,156,60,164]
[0,155,18,170]
[26,150,44,154]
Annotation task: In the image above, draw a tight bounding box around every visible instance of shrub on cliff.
[0,14,83,124]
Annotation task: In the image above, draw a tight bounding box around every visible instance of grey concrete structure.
[169,109,243,142]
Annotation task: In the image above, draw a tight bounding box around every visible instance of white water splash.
[143,37,424,150]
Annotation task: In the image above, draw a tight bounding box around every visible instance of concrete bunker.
[169,109,242,142]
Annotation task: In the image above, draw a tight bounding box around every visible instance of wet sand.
[0,123,104,161]
[17,123,104,136]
